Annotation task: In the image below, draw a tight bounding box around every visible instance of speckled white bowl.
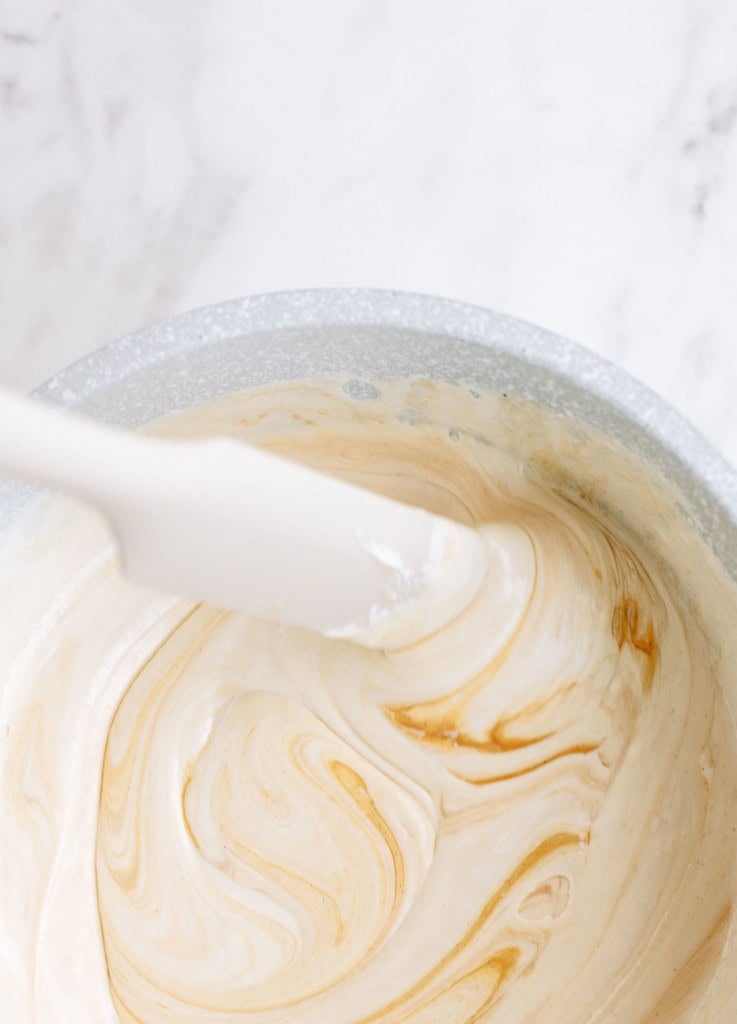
[2,288,736,584]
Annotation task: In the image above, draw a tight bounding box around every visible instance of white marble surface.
[2,1,737,461]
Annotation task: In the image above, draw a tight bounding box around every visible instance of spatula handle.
[0,384,140,498]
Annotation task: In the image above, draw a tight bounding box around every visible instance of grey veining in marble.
[1,1,737,461]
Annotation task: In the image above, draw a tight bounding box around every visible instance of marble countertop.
[2,1,737,462]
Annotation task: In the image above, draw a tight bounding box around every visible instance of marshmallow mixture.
[2,377,737,1023]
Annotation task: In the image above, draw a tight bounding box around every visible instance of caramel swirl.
[2,378,737,1023]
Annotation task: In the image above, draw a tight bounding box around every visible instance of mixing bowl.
[3,288,737,1023]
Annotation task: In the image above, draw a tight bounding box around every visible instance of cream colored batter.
[2,377,737,1023]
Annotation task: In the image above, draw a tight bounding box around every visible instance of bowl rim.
[33,287,737,529]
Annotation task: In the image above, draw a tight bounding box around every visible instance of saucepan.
[2,288,737,1023]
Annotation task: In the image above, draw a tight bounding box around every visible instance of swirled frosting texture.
[2,378,737,1023]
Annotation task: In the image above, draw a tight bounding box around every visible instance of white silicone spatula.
[0,386,487,648]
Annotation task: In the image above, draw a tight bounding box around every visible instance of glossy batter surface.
[2,378,737,1023]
